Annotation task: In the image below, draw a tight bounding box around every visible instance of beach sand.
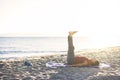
[0,46,120,80]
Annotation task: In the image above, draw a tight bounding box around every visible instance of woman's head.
[90,59,99,66]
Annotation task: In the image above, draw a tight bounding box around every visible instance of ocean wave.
[0,50,66,54]
[0,47,16,49]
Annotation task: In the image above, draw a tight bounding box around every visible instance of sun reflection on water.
[89,36,119,49]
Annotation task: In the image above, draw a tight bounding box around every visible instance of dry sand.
[0,46,120,80]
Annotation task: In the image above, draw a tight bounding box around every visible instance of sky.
[0,0,120,37]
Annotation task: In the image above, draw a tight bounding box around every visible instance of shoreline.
[0,46,120,61]
[0,52,66,61]
[1,46,120,61]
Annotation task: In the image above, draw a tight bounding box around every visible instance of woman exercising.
[67,31,99,67]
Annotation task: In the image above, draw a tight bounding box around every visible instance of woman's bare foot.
[69,31,78,36]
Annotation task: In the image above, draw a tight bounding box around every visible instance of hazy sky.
[0,0,120,37]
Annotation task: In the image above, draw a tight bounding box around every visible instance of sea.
[0,37,120,59]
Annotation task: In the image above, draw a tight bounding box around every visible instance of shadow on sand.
[88,76,120,80]
[49,66,99,80]
[49,66,120,80]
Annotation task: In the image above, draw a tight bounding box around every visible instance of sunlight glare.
[90,35,118,48]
